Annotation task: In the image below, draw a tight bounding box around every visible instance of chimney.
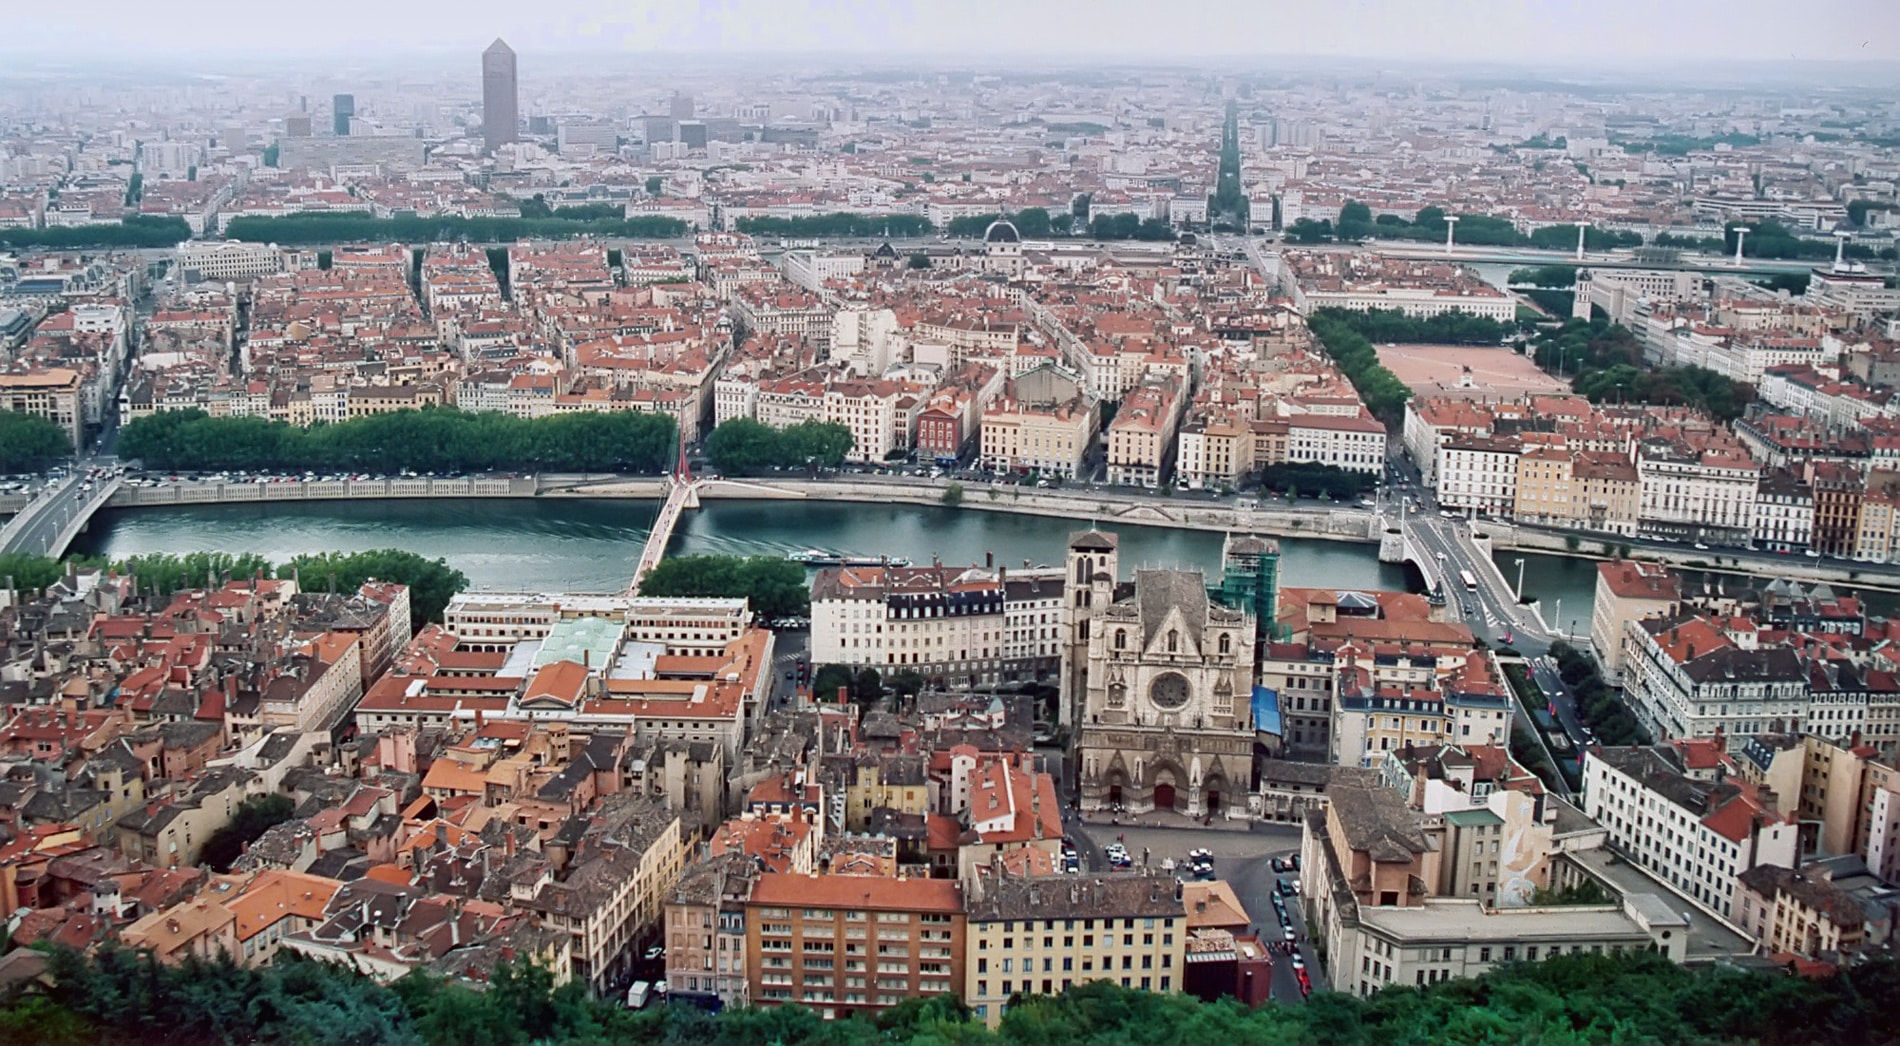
[985,550,994,568]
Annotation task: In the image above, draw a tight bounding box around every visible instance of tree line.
[704,418,855,474]
[733,213,934,238]
[0,215,191,250]
[1653,221,1894,262]
[636,554,810,618]
[1530,318,1751,423]
[221,212,688,246]
[0,548,468,625]
[943,208,1073,238]
[1305,312,1414,424]
[1257,462,1379,502]
[117,408,678,475]
[1549,640,1651,747]
[1312,306,1513,348]
[0,411,71,469]
[9,945,1897,1046]
[1313,202,1644,252]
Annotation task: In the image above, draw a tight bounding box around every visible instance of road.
[1054,814,1328,1003]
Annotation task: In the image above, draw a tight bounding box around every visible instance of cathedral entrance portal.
[1154,783,1176,811]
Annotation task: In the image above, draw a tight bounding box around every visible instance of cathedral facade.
[1062,530,1260,819]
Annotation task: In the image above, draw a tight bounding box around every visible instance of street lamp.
[1513,557,1525,602]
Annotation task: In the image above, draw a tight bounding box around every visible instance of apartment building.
[979,376,1099,478]
[1582,743,1797,920]
[808,563,1066,686]
[1106,378,1183,488]
[1288,412,1386,475]
[663,852,761,1009]
[1302,767,1688,998]
[963,873,1187,1027]
[1754,469,1817,553]
[1734,857,1899,961]
[177,240,286,282]
[1589,560,1682,685]
[744,874,964,1019]
[1635,438,1761,545]
[0,366,84,447]
[1437,435,1520,514]
[1622,618,1811,744]
[1175,409,1255,491]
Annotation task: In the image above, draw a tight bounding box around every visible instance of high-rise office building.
[482,38,519,153]
[332,94,354,136]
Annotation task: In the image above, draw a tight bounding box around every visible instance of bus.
[1459,569,1478,590]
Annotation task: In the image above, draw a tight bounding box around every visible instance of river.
[70,498,1428,595]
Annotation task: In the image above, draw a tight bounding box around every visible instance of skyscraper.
[332,94,354,136]
[482,38,518,153]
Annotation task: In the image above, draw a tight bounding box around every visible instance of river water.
[61,497,1637,617]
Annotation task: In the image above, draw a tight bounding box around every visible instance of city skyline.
[6,0,1900,67]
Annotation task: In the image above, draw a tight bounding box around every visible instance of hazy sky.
[11,0,1900,64]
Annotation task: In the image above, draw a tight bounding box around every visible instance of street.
[1058,817,1328,1002]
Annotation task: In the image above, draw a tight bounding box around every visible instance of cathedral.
[1061,530,1275,819]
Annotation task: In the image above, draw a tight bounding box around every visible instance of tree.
[812,664,855,701]
[635,554,810,618]
[0,410,70,469]
[116,552,275,599]
[907,253,931,269]
[278,549,469,627]
[197,793,295,871]
[117,407,677,475]
[645,175,663,196]
[852,667,883,702]
[1337,200,1373,240]
[941,482,965,506]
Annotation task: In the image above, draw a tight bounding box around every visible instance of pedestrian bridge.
[627,473,701,595]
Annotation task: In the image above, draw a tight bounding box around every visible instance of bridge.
[0,472,123,559]
[627,442,702,595]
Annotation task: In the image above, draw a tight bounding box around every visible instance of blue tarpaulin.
[1252,685,1282,735]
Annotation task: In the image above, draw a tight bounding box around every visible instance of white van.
[625,980,652,1009]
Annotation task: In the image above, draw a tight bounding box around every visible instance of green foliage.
[114,551,275,599]
[812,663,854,700]
[1530,878,1613,905]
[704,418,854,475]
[1086,212,1175,241]
[0,409,71,469]
[1212,100,1245,222]
[117,407,677,474]
[907,253,931,269]
[278,549,468,626]
[1285,217,1333,243]
[1313,307,1511,347]
[0,553,93,594]
[0,215,190,250]
[645,175,663,196]
[1549,640,1650,747]
[1614,131,1762,155]
[262,144,279,168]
[1750,272,1811,296]
[196,793,295,872]
[1509,264,1580,288]
[1257,463,1377,501]
[1520,288,1575,316]
[1304,312,1416,423]
[734,213,934,238]
[124,173,143,206]
[18,945,1900,1045]
[1528,224,1642,250]
[1655,221,1879,262]
[636,554,810,617]
[1527,319,1751,423]
[221,211,686,246]
[941,482,965,506]
[946,207,1054,239]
